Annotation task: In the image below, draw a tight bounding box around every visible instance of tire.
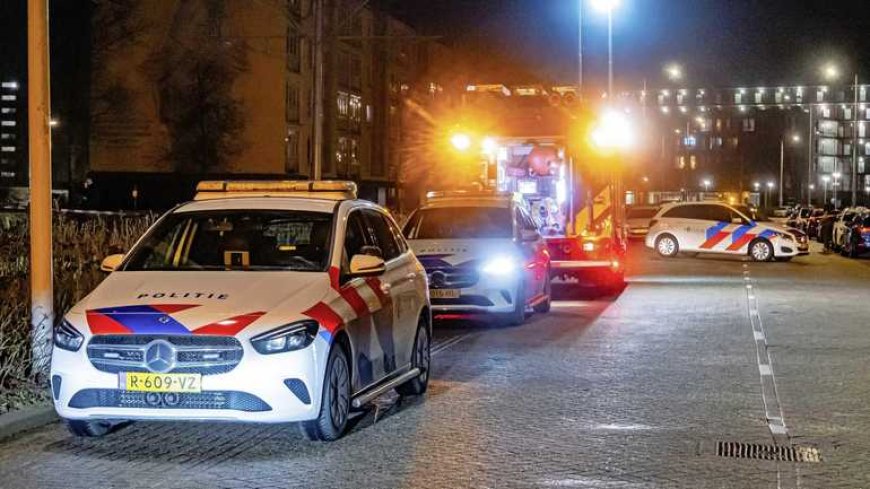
[397,318,430,396]
[65,419,113,438]
[502,279,527,326]
[749,239,774,262]
[533,275,552,313]
[302,344,351,442]
[655,234,679,258]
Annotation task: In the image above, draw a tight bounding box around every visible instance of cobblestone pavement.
[2,242,870,488]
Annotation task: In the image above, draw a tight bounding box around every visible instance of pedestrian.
[819,209,835,253]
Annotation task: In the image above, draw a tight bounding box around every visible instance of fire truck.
[462,84,626,290]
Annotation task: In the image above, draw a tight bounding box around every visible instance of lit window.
[0,95,15,101]
[690,155,697,169]
[1,121,16,127]
[0,146,14,152]
[0,82,18,90]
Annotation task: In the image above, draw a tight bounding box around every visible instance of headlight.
[250,320,319,354]
[582,241,596,252]
[480,256,517,276]
[54,319,84,352]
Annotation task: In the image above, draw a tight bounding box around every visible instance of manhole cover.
[716,441,821,463]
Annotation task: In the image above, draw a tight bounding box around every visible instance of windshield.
[800,209,811,218]
[627,207,658,219]
[403,206,513,239]
[122,210,333,271]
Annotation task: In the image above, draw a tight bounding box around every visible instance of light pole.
[766,181,774,209]
[833,171,842,206]
[592,0,619,97]
[822,175,831,205]
[779,133,800,207]
[823,63,860,205]
[809,183,815,206]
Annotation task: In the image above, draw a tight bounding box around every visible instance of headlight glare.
[480,256,517,276]
[54,319,84,352]
[251,320,318,354]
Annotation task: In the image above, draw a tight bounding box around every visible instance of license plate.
[121,372,202,393]
[430,289,460,299]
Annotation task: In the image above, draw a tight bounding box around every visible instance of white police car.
[51,181,430,441]
[403,191,551,325]
[645,201,806,261]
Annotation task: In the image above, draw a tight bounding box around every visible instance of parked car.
[646,202,806,261]
[841,212,870,257]
[805,208,826,238]
[403,191,552,325]
[833,207,866,250]
[771,206,792,218]
[625,205,660,238]
[51,181,432,441]
[786,207,813,231]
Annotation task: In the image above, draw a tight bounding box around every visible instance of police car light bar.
[194,180,358,200]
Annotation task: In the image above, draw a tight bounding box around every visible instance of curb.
[0,406,58,442]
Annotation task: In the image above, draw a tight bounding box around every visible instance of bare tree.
[148,0,248,173]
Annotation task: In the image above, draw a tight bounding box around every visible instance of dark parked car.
[805,208,826,238]
[841,212,870,257]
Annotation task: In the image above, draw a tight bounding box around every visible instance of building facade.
[0,80,23,187]
[86,0,441,209]
[632,83,870,207]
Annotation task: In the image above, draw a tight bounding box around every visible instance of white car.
[645,202,806,261]
[403,191,551,325]
[51,181,430,441]
[625,205,659,238]
[833,207,866,250]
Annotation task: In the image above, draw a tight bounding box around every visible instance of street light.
[590,109,635,151]
[822,175,831,205]
[822,62,860,204]
[779,132,801,207]
[833,171,842,206]
[450,133,472,152]
[665,63,683,82]
[591,0,620,97]
[702,179,711,192]
[765,181,774,209]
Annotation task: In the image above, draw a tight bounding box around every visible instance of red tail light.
[861,227,870,234]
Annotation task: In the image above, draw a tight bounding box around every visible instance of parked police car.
[403,191,551,325]
[51,181,430,441]
[646,202,807,261]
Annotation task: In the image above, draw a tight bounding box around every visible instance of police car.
[51,181,431,441]
[402,191,551,325]
[645,201,807,261]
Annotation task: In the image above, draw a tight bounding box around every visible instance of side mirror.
[100,254,125,273]
[349,254,386,277]
[520,229,540,242]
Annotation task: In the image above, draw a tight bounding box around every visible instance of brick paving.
[1,243,869,488]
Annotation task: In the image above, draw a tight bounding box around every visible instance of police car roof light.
[194,180,358,201]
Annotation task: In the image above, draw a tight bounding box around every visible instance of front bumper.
[50,337,328,423]
[429,276,520,314]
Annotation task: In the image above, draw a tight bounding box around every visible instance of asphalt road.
[2,242,870,488]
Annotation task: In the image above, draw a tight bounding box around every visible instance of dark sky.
[386,0,870,90]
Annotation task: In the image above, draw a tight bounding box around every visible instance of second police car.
[403,191,552,325]
[646,201,808,261]
[51,181,430,441]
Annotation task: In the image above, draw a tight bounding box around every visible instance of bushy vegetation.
[0,212,154,414]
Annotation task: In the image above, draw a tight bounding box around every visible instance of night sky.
[4,1,870,90]
[385,0,870,90]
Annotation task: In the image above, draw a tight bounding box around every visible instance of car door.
[361,209,418,375]
[692,204,736,253]
[662,205,708,251]
[336,209,386,392]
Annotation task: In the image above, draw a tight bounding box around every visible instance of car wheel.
[397,317,430,396]
[655,234,679,258]
[533,275,552,313]
[502,280,527,326]
[65,419,114,438]
[302,343,351,442]
[749,239,774,262]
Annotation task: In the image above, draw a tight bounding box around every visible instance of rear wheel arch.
[330,330,354,388]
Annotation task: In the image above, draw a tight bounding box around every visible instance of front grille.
[68,389,271,412]
[87,335,243,375]
[432,295,494,307]
[426,267,479,289]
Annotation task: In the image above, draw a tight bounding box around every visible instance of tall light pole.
[833,171,842,206]
[779,133,800,207]
[766,181,774,209]
[822,175,831,205]
[823,63,859,205]
[312,0,324,180]
[27,0,54,375]
[592,0,619,97]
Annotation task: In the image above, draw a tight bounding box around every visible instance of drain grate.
[716,441,821,463]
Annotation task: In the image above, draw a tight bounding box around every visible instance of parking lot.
[2,241,870,488]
